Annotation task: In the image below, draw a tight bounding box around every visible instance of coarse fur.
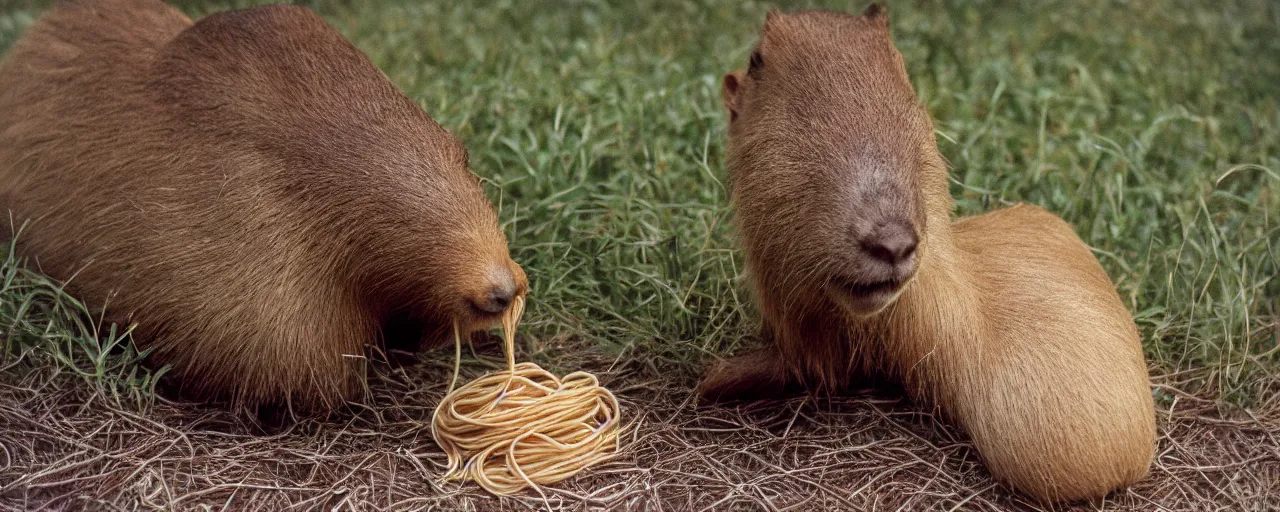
[0,0,527,413]
[699,5,1156,503]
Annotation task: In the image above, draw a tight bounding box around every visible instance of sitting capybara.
[0,0,527,412]
[698,5,1156,503]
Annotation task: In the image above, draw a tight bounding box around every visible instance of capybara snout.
[0,0,525,411]
[460,259,529,319]
[468,263,519,315]
[855,219,918,270]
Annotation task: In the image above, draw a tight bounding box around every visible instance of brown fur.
[0,0,527,413]
[699,5,1156,503]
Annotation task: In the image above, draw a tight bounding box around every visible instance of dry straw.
[430,295,621,495]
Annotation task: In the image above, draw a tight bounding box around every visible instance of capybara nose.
[859,221,918,266]
[471,265,517,314]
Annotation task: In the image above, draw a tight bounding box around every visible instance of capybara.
[0,0,527,412]
[698,5,1156,503]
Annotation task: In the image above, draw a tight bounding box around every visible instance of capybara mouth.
[460,308,506,332]
[467,303,506,319]
[826,276,907,317]
[842,279,900,297]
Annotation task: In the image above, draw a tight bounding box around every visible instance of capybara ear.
[697,347,797,404]
[764,7,781,25]
[863,3,889,25]
[722,70,744,122]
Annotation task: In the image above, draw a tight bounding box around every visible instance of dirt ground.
[2,336,1276,512]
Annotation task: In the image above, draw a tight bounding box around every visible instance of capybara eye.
[748,50,763,76]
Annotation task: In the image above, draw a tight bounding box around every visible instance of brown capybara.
[0,0,527,413]
[698,5,1156,503]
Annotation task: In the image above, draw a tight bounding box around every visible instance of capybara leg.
[697,345,799,403]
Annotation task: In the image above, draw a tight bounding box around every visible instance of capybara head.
[315,97,531,339]
[355,125,531,339]
[722,5,944,318]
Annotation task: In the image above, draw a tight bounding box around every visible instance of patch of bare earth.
[1,338,1276,511]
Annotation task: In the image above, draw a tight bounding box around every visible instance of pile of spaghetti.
[430,295,622,495]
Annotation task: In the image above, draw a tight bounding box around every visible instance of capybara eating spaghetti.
[699,4,1156,503]
[0,0,527,413]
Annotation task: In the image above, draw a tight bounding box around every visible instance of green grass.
[2,0,1277,408]
[1,226,163,408]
